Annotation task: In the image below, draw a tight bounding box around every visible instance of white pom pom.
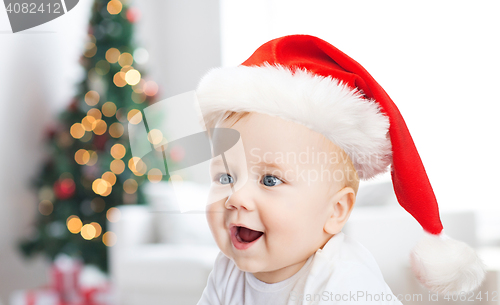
[410,231,486,294]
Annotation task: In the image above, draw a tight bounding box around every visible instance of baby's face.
[206,112,350,283]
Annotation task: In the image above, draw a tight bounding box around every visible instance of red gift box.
[11,254,116,305]
[13,285,115,305]
[50,254,82,303]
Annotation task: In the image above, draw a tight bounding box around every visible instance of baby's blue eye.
[216,174,283,187]
[218,173,234,185]
[261,175,283,187]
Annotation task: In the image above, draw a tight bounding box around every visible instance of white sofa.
[108,181,219,305]
[109,181,496,305]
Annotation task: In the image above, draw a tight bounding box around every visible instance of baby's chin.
[227,253,268,273]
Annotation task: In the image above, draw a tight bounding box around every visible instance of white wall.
[220,0,500,212]
[132,0,221,186]
[133,0,221,98]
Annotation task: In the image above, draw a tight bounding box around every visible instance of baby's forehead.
[248,143,345,167]
[216,111,348,167]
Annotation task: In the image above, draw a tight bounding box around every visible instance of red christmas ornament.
[53,178,76,200]
[93,133,108,151]
[126,7,141,23]
[169,145,185,162]
[68,98,79,112]
[45,124,58,140]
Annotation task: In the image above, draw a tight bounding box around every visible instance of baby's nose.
[224,175,256,211]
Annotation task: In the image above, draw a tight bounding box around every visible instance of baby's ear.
[323,187,356,235]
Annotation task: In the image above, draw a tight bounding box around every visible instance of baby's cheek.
[263,208,296,238]
[205,200,223,230]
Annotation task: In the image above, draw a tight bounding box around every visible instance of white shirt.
[197,232,403,305]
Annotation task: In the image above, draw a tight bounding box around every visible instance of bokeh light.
[75,149,91,165]
[115,108,125,123]
[128,157,147,176]
[110,159,125,174]
[120,65,133,73]
[118,52,133,67]
[147,129,163,145]
[105,48,120,63]
[102,231,117,247]
[147,168,163,183]
[113,72,127,87]
[67,215,83,234]
[106,207,121,223]
[123,179,138,194]
[109,122,124,138]
[127,109,142,124]
[87,108,102,120]
[169,174,184,183]
[84,91,100,106]
[81,224,97,240]
[110,143,126,159]
[38,200,53,216]
[143,81,158,96]
[170,145,185,162]
[91,222,102,238]
[92,179,112,196]
[84,42,97,58]
[92,120,107,135]
[38,186,55,202]
[87,150,98,166]
[70,123,85,139]
[107,0,122,15]
[81,116,96,131]
[102,171,117,186]
[125,69,141,85]
[102,102,117,117]
[133,48,149,65]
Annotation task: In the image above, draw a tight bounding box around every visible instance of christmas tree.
[18,0,167,273]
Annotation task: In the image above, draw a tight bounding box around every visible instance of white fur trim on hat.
[195,63,392,180]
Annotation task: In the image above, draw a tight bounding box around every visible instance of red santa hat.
[195,34,485,294]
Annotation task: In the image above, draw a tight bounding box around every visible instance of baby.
[194,35,485,304]
[198,110,400,304]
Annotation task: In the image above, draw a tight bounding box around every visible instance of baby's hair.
[204,110,359,195]
[202,110,251,131]
[316,133,360,196]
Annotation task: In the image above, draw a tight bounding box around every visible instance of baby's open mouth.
[236,226,264,243]
[229,224,264,250]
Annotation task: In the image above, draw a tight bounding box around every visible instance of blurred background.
[0,1,499,304]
